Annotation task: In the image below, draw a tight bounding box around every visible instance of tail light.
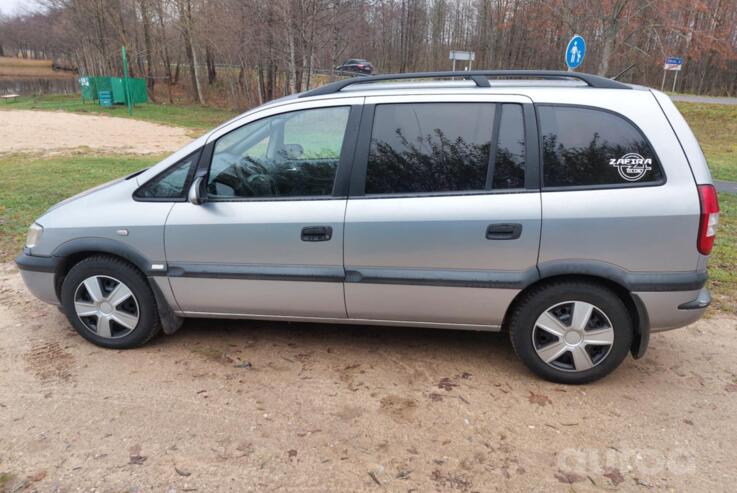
[697,184,720,255]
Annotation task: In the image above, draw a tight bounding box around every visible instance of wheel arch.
[502,273,649,359]
[51,238,155,301]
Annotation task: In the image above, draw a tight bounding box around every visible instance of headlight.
[25,223,43,249]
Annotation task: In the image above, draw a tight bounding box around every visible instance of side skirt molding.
[178,311,502,331]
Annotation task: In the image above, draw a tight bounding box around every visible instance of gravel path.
[0,110,191,155]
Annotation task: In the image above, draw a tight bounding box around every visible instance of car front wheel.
[60,255,160,348]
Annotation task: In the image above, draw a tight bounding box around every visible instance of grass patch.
[709,192,737,312]
[4,94,237,133]
[0,153,162,259]
[0,472,15,491]
[675,102,737,182]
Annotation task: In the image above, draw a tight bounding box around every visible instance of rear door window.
[364,102,526,195]
[365,102,503,195]
[538,106,664,187]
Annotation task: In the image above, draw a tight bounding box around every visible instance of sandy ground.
[0,110,191,155]
[0,263,736,492]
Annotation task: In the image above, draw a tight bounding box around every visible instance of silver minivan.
[16,71,720,383]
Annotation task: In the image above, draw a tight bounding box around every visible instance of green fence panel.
[93,76,112,95]
[79,76,96,101]
[85,75,148,106]
[110,77,126,104]
[129,78,148,104]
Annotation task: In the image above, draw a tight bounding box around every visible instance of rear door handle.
[486,223,522,240]
[301,226,333,242]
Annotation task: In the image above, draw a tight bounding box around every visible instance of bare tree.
[174,0,204,104]
[3,0,737,105]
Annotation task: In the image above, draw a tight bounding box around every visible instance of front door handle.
[301,226,333,242]
[486,223,522,240]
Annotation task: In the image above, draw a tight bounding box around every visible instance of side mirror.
[188,176,206,205]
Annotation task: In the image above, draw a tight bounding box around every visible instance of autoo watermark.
[557,447,695,476]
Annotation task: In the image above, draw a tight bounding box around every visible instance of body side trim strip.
[345,267,538,289]
[162,261,704,292]
[166,263,345,282]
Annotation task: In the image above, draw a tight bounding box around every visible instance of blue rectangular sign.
[666,57,683,65]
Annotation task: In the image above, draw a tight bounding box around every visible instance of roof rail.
[299,70,631,97]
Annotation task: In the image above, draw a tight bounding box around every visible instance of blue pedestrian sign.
[565,35,586,70]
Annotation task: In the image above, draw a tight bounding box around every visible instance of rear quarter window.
[539,106,664,188]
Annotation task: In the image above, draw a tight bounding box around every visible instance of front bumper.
[15,252,60,305]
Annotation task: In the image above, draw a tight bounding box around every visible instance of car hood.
[43,176,128,215]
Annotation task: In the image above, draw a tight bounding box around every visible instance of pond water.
[0,77,79,96]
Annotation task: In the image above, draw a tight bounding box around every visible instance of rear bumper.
[15,253,60,305]
[634,287,710,333]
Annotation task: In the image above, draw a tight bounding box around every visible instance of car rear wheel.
[61,255,160,348]
[508,281,633,384]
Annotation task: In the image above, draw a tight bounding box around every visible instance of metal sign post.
[449,50,476,71]
[565,35,586,71]
[661,57,683,92]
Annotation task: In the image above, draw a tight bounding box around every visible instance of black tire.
[508,281,633,384]
[60,255,160,349]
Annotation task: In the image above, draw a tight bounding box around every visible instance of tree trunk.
[257,64,265,105]
[284,0,298,94]
[205,44,217,85]
[173,57,181,85]
[184,33,205,104]
[597,0,630,76]
[139,0,156,101]
[178,0,205,104]
[155,0,172,82]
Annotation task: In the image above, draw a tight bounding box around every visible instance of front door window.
[207,106,351,199]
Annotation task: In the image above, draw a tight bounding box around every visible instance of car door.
[343,94,541,327]
[164,98,362,318]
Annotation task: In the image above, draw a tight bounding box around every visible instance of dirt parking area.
[0,110,190,155]
[1,264,736,492]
